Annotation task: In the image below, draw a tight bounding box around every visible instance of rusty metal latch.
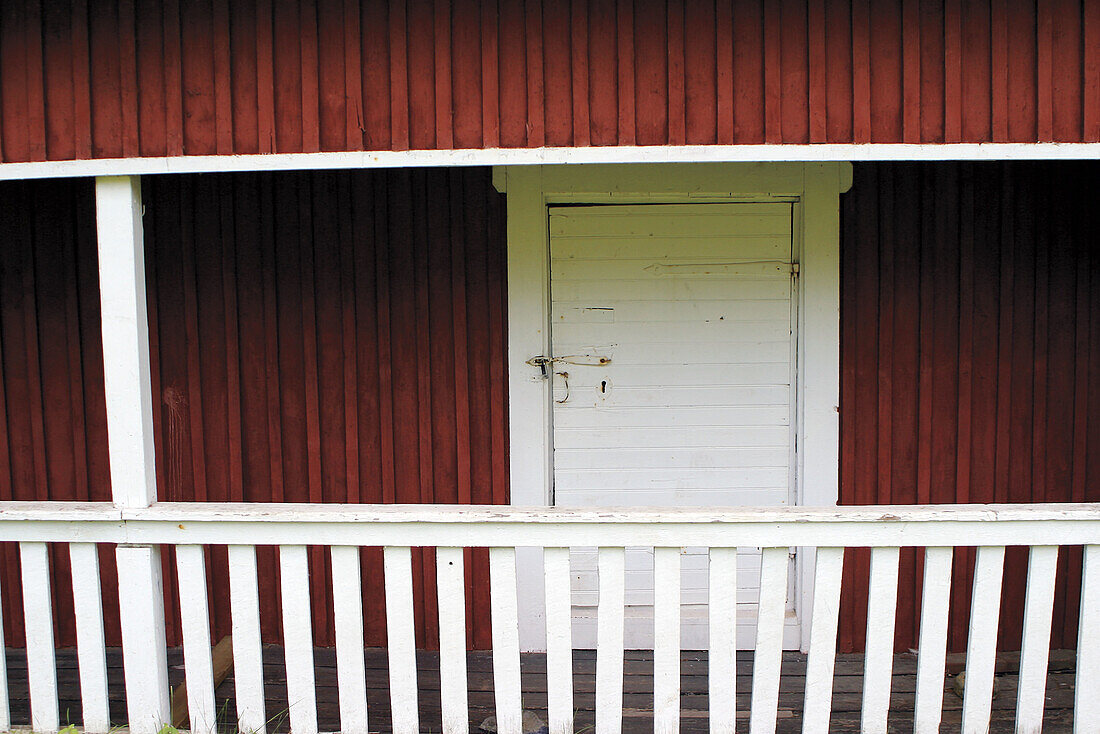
[526,354,611,378]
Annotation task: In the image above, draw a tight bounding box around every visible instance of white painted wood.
[801,547,843,734]
[913,546,953,734]
[961,546,1005,734]
[278,545,318,734]
[436,547,470,734]
[1015,545,1058,734]
[68,543,110,732]
[748,546,789,734]
[96,175,157,510]
[6,144,1100,182]
[707,548,737,733]
[596,547,626,734]
[20,542,58,732]
[384,546,419,734]
[1074,544,1100,734]
[653,547,681,734]
[550,203,796,648]
[543,547,574,734]
[330,546,369,734]
[227,545,267,734]
[115,544,171,734]
[0,562,9,732]
[860,546,900,734]
[489,548,522,734]
[175,545,217,734]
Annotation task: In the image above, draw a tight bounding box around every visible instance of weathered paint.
[1,0,1099,165]
[839,161,1100,652]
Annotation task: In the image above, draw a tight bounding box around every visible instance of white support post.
[96,175,171,734]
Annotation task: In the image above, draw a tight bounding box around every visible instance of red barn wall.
[0,168,509,649]
[839,161,1100,652]
[1,0,1099,164]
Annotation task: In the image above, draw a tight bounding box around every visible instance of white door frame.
[495,162,852,652]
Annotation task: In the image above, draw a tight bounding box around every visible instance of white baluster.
[228,545,267,734]
[331,546,369,734]
[913,546,953,734]
[1075,545,1100,733]
[860,546,900,734]
[543,547,574,734]
[176,545,217,734]
[961,546,1005,734]
[749,546,788,734]
[596,547,625,734]
[653,547,681,734]
[707,547,737,734]
[279,545,317,734]
[802,547,844,734]
[437,547,470,734]
[20,541,58,732]
[1016,546,1058,734]
[69,543,110,732]
[489,548,522,734]
[384,546,419,734]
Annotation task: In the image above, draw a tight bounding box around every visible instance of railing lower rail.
[0,501,1096,734]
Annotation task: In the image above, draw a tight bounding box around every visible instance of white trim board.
[0,143,1097,181]
[498,163,849,652]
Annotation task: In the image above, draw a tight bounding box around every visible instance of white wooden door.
[549,203,800,649]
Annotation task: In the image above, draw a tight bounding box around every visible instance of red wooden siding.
[0,168,509,649]
[2,0,1100,164]
[839,161,1100,652]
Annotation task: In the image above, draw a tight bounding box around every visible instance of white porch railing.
[0,501,1097,734]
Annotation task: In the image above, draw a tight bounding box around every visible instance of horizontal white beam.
[0,502,1095,547]
[1,143,1098,181]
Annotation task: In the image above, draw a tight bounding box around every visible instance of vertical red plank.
[807,0,827,142]
[901,0,920,142]
[42,1,76,161]
[666,0,686,145]
[714,0,733,143]
[1086,0,1100,141]
[917,0,943,143]
[70,0,93,159]
[942,0,961,141]
[406,0,436,149]
[1036,0,1053,140]
[389,0,410,150]
[22,0,47,161]
[210,0,234,153]
[218,179,244,502]
[1051,0,1083,141]
[617,0,636,145]
[570,0,590,147]
[343,0,364,150]
[762,0,782,142]
[633,0,668,144]
[180,0,217,156]
[361,0,391,150]
[990,0,1009,141]
[298,0,320,152]
[954,165,974,505]
[868,0,902,142]
[434,0,454,150]
[498,0,527,148]
[452,0,482,148]
[825,0,853,142]
[162,0,185,155]
[587,0,618,146]
[116,0,140,157]
[542,0,573,145]
[960,0,991,142]
[316,0,348,152]
[778,0,808,143]
[480,0,500,148]
[850,0,871,141]
[683,0,716,144]
[271,0,304,152]
[525,0,546,146]
[1005,0,1037,142]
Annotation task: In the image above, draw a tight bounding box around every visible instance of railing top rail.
[0,501,1097,547]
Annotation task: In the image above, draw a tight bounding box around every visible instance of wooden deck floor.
[7,647,1077,733]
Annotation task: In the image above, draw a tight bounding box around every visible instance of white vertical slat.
[1015,545,1058,734]
[0,562,9,732]
[860,546,900,734]
[1074,544,1100,733]
[707,547,737,734]
[331,546,369,734]
[279,545,318,734]
[227,545,267,734]
[97,175,170,734]
[596,547,626,734]
[69,543,110,732]
[749,546,789,734]
[543,547,574,734]
[175,546,217,734]
[801,547,844,734]
[960,546,1005,734]
[20,541,58,732]
[116,545,171,733]
[437,547,470,734]
[653,547,681,734]
[384,546,419,734]
[489,548,522,734]
[913,546,953,734]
